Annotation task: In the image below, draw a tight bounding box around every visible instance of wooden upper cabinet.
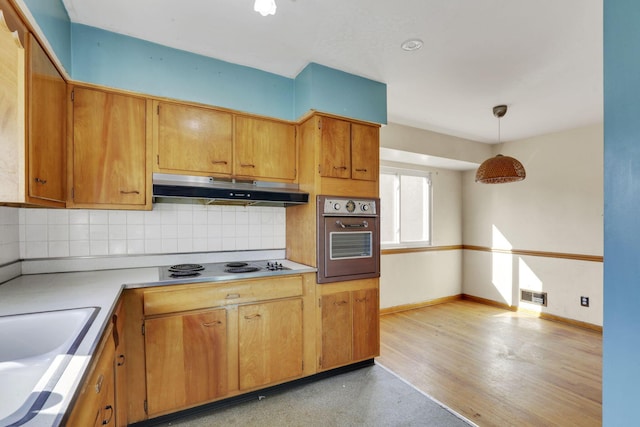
[27,34,66,205]
[351,123,379,182]
[319,117,351,179]
[154,101,232,176]
[319,116,379,182]
[70,86,150,209]
[234,116,296,181]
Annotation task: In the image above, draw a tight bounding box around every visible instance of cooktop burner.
[159,260,291,282]
[226,262,249,268]
[168,263,205,277]
[225,266,260,273]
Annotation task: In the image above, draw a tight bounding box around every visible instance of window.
[379,167,432,248]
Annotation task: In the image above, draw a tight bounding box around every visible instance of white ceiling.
[61,0,602,144]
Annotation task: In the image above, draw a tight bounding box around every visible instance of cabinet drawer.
[143,275,303,316]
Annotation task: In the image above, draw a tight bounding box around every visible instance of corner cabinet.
[317,281,379,371]
[0,1,66,207]
[153,101,233,177]
[68,86,151,209]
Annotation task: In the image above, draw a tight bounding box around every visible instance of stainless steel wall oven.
[316,195,380,283]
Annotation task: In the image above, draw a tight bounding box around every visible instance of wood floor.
[376,300,602,427]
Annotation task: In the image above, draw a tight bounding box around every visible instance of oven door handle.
[336,220,368,229]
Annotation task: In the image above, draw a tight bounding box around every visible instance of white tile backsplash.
[13,203,286,260]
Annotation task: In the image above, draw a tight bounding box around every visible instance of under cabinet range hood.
[152,173,309,207]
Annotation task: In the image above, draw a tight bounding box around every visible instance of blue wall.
[22,0,386,124]
[23,0,71,71]
[71,24,295,120]
[295,63,387,124]
[603,0,640,424]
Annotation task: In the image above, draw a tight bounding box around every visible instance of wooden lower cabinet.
[238,298,303,390]
[319,286,379,371]
[66,327,116,427]
[144,309,228,416]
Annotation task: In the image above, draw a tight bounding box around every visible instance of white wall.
[462,124,603,325]
[380,162,463,309]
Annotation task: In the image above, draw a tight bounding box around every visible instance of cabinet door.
[72,87,147,206]
[112,300,127,427]
[67,333,116,427]
[319,117,351,179]
[350,123,379,182]
[144,309,227,416]
[320,291,352,369]
[238,298,303,390]
[234,116,296,181]
[156,102,232,175]
[27,34,66,204]
[352,288,379,360]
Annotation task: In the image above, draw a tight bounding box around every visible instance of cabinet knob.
[34,177,47,184]
[334,300,348,306]
[333,166,348,170]
[95,374,104,394]
[117,354,126,366]
[211,160,228,165]
[355,168,368,172]
[240,163,256,168]
[226,293,240,299]
[243,313,262,320]
[120,190,140,195]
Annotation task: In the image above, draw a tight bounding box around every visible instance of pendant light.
[475,105,526,184]
[254,0,277,16]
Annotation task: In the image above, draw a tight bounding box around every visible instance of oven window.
[329,231,373,260]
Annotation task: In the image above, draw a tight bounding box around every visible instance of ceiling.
[61,0,602,144]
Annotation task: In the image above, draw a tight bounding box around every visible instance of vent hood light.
[152,173,308,207]
[254,0,277,16]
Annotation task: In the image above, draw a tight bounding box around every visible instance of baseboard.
[462,294,602,333]
[380,294,462,315]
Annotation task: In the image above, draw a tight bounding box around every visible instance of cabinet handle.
[333,166,348,170]
[240,163,256,168]
[102,405,113,425]
[355,298,369,303]
[202,320,223,327]
[243,313,261,320]
[226,293,240,299]
[34,177,47,184]
[120,190,140,194]
[355,168,368,172]
[211,160,228,165]
[334,300,348,306]
[117,354,126,366]
[95,374,104,394]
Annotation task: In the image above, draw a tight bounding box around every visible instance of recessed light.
[401,39,423,51]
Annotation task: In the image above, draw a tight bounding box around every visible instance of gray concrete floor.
[153,364,474,427]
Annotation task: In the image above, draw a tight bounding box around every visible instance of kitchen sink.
[0,307,99,426]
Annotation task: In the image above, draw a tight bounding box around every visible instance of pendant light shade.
[254,0,276,16]
[475,154,526,183]
[475,105,526,184]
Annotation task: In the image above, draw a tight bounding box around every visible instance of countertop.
[0,259,316,427]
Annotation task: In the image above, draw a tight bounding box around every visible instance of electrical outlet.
[580,296,589,307]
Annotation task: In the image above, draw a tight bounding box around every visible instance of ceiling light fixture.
[254,0,277,16]
[475,105,526,184]
[401,39,423,51]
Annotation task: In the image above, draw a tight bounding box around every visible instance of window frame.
[379,166,433,249]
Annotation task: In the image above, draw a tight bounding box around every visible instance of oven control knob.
[361,204,370,212]
[333,202,341,210]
